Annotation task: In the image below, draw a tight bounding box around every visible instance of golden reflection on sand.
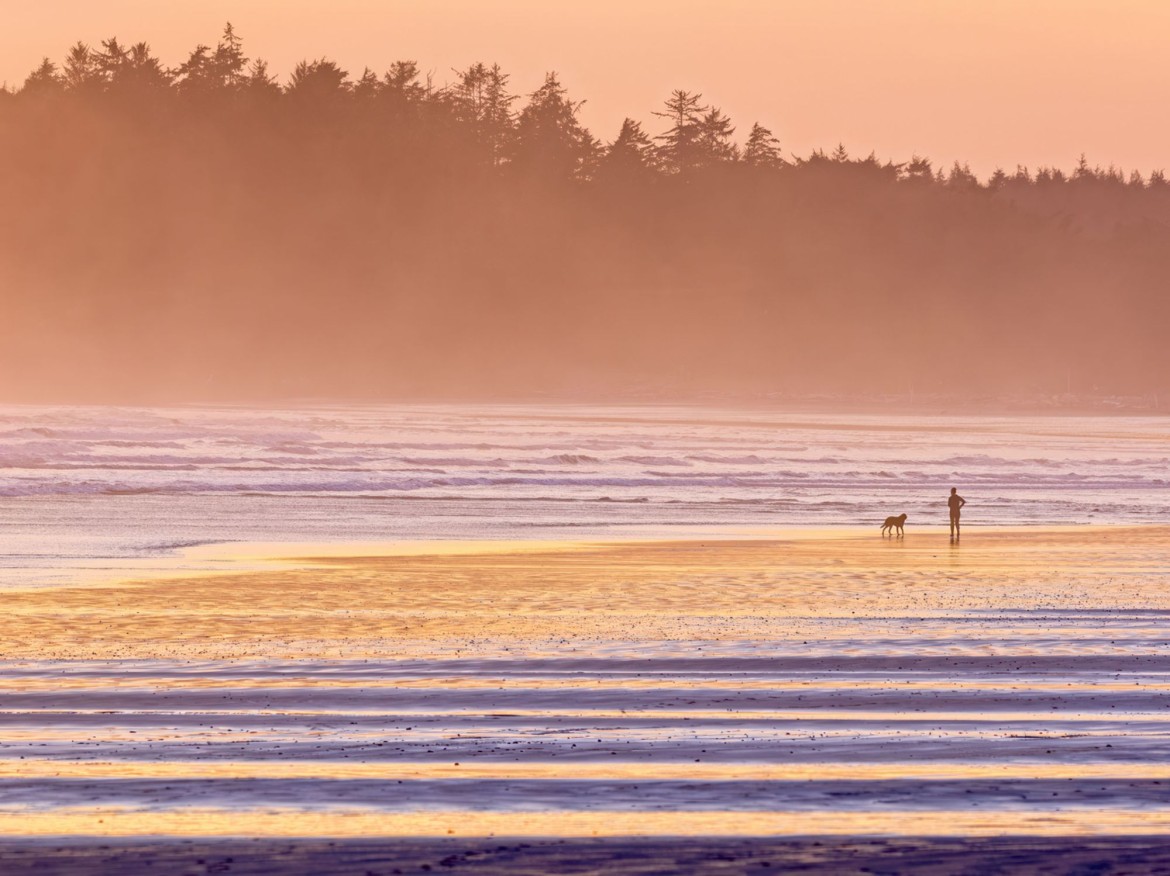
[5,526,1170,840]
[3,709,1167,723]
[3,526,1170,661]
[5,676,1170,692]
[7,759,1170,782]
[7,808,1170,838]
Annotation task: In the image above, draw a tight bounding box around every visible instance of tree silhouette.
[598,118,657,183]
[242,59,281,100]
[287,59,350,100]
[21,59,63,98]
[512,72,596,180]
[62,42,102,94]
[696,107,737,163]
[449,63,516,167]
[904,155,933,183]
[742,122,784,168]
[4,23,1170,403]
[176,24,248,97]
[653,90,707,175]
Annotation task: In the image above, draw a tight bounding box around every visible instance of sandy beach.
[2,525,1170,870]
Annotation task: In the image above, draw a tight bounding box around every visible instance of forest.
[2,25,1169,404]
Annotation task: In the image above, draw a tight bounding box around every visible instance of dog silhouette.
[881,513,907,537]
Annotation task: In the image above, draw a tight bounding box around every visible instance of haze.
[6,0,1170,178]
[2,1,1169,405]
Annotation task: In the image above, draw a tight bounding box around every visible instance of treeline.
[1,24,1169,403]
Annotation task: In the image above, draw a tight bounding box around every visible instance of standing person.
[948,487,966,539]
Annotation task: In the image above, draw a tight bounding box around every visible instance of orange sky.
[5,0,1170,177]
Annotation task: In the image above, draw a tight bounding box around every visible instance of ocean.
[0,402,1166,587]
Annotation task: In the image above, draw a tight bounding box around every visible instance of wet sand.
[3,526,1170,868]
[5,836,1170,875]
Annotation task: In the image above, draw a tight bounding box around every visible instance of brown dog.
[881,513,907,537]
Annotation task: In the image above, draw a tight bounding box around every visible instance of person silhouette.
[948,487,966,539]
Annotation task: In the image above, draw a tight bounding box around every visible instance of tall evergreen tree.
[512,72,597,180]
[652,90,707,175]
[607,119,655,166]
[242,59,281,100]
[214,23,248,88]
[449,62,516,166]
[286,59,351,103]
[597,118,657,184]
[62,42,102,94]
[904,155,933,183]
[742,122,784,168]
[20,59,64,98]
[176,24,248,96]
[114,42,172,94]
[353,67,382,100]
[384,61,425,102]
[696,107,737,163]
[946,161,980,190]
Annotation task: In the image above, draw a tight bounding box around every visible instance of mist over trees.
[2,25,1169,404]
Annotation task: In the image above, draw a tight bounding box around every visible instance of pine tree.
[697,107,737,163]
[946,161,980,190]
[481,64,516,167]
[94,37,129,83]
[241,59,281,100]
[353,67,381,100]
[214,23,248,88]
[652,90,707,175]
[176,24,248,96]
[449,62,516,166]
[286,59,351,100]
[903,155,933,183]
[20,58,64,97]
[175,45,215,94]
[381,61,426,121]
[118,43,172,94]
[742,122,784,168]
[62,42,102,94]
[512,72,597,180]
[384,61,425,101]
[597,118,657,182]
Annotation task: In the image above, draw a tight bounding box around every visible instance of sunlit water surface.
[2,404,1169,838]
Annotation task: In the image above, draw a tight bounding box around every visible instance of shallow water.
[2,405,1170,838]
[5,650,1170,835]
[0,403,1168,586]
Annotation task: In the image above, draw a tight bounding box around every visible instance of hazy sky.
[6,0,1170,177]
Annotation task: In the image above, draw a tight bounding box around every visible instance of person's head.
[950,487,957,494]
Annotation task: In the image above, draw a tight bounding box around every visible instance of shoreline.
[6,522,1170,661]
[0,521,1110,594]
[165,519,1159,580]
